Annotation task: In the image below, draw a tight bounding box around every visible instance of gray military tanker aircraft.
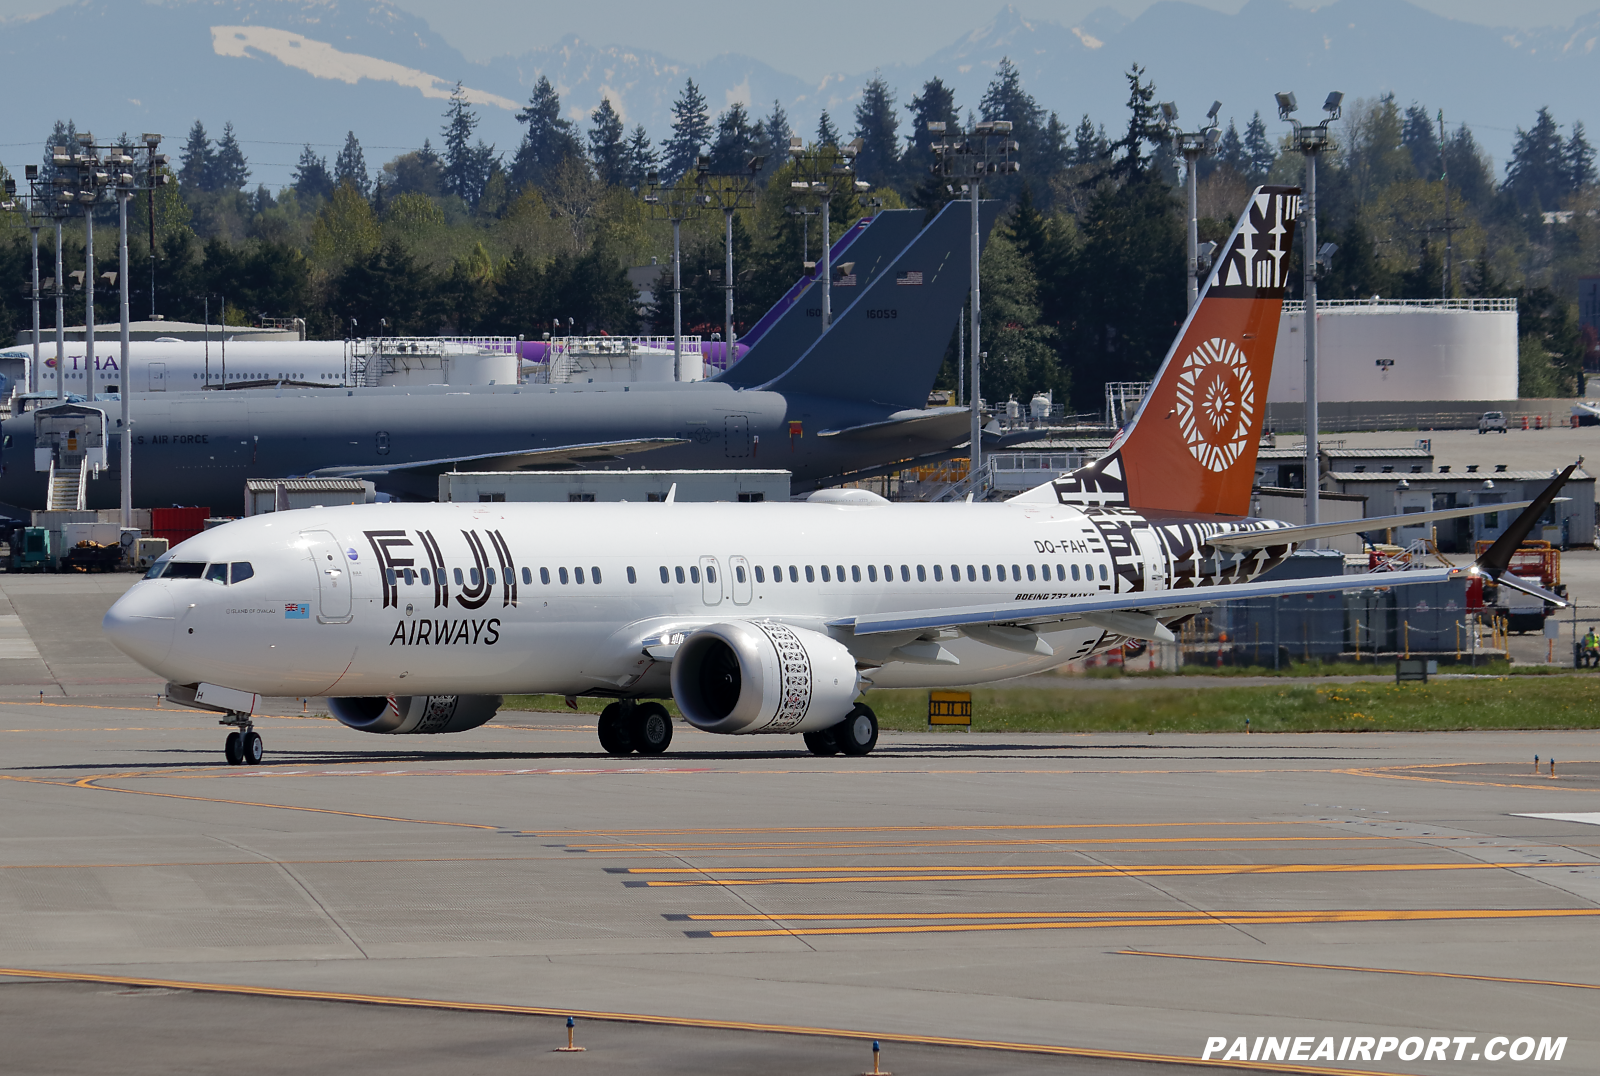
[1,201,999,514]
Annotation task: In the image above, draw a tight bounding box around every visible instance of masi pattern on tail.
[1019,185,1301,518]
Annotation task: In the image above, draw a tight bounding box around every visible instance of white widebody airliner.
[102,186,1568,764]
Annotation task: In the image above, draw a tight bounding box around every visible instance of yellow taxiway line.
[1118,949,1600,991]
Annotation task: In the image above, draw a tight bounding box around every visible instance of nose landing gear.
[221,713,263,765]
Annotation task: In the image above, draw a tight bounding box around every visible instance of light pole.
[642,165,711,380]
[79,134,99,401]
[4,170,41,396]
[785,204,818,271]
[703,156,763,371]
[928,119,1020,485]
[143,134,167,320]
[789,136,868,333]
[1278,89,1343,537]
[1158,100,1222,310]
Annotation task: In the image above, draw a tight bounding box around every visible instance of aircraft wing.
[817,407,970,443]
[1206,500,1536,554]
[836,566,1463,638]
[309,437,689,480]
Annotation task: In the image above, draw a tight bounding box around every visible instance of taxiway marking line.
[0,965,1416,1076]
[1117,949,1600,991]
[1340,765,1596,794]
[691,908,1600,937]
[565,836,1409,853]
[60,773,499,830]
[537,820,1323,837]
[628,862,1587,887]
[617,860,1544,875]
[682,911,1366,921]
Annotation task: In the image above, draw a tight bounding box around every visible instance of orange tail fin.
[1021,185,1300,517]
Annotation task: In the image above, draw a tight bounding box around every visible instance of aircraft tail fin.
[1015,185,1301,517]
[759,199,1002,410]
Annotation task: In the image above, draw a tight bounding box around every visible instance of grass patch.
[1110,659,1516,678]
[863,676,1600,734]
[503,694,681,718]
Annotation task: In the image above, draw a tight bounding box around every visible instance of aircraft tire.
[837,704,879,756]
[598,703,635,756]
[224,731,242,765]
[242,731,264,765]
[803,729,840,756]
[633,703,673,755]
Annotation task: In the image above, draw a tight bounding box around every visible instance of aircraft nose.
[103,582,177,670]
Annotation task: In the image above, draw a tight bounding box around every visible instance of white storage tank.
[1267,299,1517,403]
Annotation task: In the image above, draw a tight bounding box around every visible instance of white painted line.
[0,615,44,662]
[1515,813,1600,826]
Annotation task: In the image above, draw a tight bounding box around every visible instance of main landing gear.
[805,703,878,757]
[221,712,263,766]
[598,701,673,757]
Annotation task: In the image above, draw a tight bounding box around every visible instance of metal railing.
[1281,298,1517,314]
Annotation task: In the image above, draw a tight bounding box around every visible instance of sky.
[1,0,1597,74]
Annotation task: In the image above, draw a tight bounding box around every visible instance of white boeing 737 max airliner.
[103,186,1570,764]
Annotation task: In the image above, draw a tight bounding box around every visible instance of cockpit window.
[143,555,171,580]
[230,562,253,584]
[163,562,206,579]
[204,564,228,584]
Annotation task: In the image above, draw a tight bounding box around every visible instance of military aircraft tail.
[1015,185,1301,517]
[757,198,1002,411]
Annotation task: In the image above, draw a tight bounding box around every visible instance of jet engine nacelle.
[328,694,503,734]
[671,621,860,734]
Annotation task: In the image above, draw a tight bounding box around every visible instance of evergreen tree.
[442,83,496,208]
[1110,65,1161,183]
[623,124,659,187]
[1070,113,1110,166]
[980,57,1044,137]
[41,119,78,187]
[1401,103,1440,179]
[1204,118,1246,179]
[209,122,250,192]
[588,98,626,185]
[907,79,959,150]
[1243,111,1275,182]
[816,110,841,148]
[292,144,334,201]
[334,131,369,198]
[178,120,213,192]
[1505,107,1567,210]
[1565,121,1597,191]
[759,99,792,174]
[1037,111,1070,177]
[661,78,712,180]
[709,102,758,172]
[1444,124,1494,207]
[511,76,582,190]
[851,75,900,188]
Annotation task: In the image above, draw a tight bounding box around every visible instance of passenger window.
[967,565,976,581]
[659,566,669,583]
[736,565,746,583]
[704,566,713,583]
[934,564,943,582]
[1056,563,1065,580]
[805,566,815,582]
[883,564,893,581]
[900,565,910,582]
[1012,564,1022,580]
[469,568,481,587]
[592,567,602,584]
[522,567,532,585]
[204,563,228,584]
[420,568,430,586]
[835,564,845,581]
[950,564,959,582]
[627,567,636,584]
[1026,565,1036,581]
[541,567,551,585]
[453,568,464,586]
[867,565,878,582]
[851,565,861,582]
[486,568,496,586]
[385,568,398,585]
[690,566,700,584]
[821,565,831,582]
[1072,564,1080,580]
[789,566,798,582]
[771,565,781,581]
[575,567,586,584]
[559,567,569,584]
[916,565,926,582]
[1099,564,1108,581]
[754,566,765,583]
[230,562,253,584]
[981,565,991,582]
[675,566,686,584]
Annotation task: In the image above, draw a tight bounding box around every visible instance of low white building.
[1268,299,1517,404]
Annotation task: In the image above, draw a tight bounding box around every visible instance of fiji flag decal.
[285,603,310,619]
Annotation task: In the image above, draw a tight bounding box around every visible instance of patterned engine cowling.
[328,694,503,734]
[670,621,861,735]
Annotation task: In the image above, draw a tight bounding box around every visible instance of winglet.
[664,482,677,504]
[1476,463,1576,580]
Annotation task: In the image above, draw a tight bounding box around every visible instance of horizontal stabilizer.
[1207,500,1535,554]
[817,406,970,442]
[309,437,687,480]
